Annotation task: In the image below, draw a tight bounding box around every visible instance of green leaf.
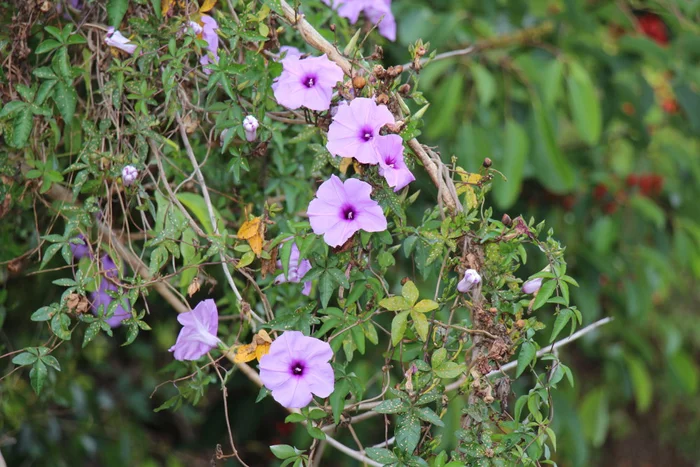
[284,413,306,423]
[365,447,398,464]
[107,0,130,27]
[306,425,326,440]
[41,355,61,372]
[236,251,255,269]
[270,445,300,460]
[391,310,410,346]
[493,119,528,209]
[373,398,409,414]
[380,296,410,312]
[550,308,573,342]
[411,310,429,342]
[0,101,26,118]
[50,313,72,340]
[415,406,444,427]
[431,348,447,369]
[402,280,419,305]
[566,61,601,145]
[12,107,33,148]
[532,279,557,310]
[579,387,609,447]
[625,354,653,413]
[433,361,464,379]
[413,299,438,313]
[319,272,333,309]
[470,62,496,107]
[516,341,537,377]
[31,306,55,322]
[531,97,575,193]
[30,359,48,394]
[83,322,102,348]
[395,412,421,455]
[53,81,77,124]
[35,40,62,54]
[176,193,226,235]
[329,379,350,424]
[12,352,38,366]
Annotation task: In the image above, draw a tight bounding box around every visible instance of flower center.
[384,157,396,168]
[360,127,373,142]
[342,205,356,221]
[291,361,305,376]
[302,75,316,88]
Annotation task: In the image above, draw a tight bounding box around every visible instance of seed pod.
[501,213,512,226]
[483,157,492,168]
[398,83,411,96]
[352,76,366,90]
[376,93,389,105]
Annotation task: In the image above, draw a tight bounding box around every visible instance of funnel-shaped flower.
[169,299,221,361]
[326,97,395,164]
[90,255,131,328]
[323,0,396,41]
[272,54,344,111]
[259,331,335,408]
[522,277,543,294]
[457,269,481,293]
[199,15,219,73]
[275,242,312,296]
[307,175,387,247]
[376,135,414,191]
[105,27,137,54]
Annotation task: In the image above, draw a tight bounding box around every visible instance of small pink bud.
[457,269,481,293]
[242,115,259,142]
[121,165,138,186]
[522,277,543,294]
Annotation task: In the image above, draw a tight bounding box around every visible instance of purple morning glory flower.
[457,269,481,293]
[169,299,221,361]
[307,175,387,247]
[274,242,312,296]
[522,277,543,294]
[272,54,344,111]
[70,234,90,260]
[276,45,302,64]
[322,0,396,41]
[90,255,131,328]
[104,27,137,55]
[259,331,335,408]
[199,15,219,74]
[326,97,395,164]
[376,135,415,192]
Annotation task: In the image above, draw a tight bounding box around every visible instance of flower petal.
[305,362,335,398]
[270,377,313,409]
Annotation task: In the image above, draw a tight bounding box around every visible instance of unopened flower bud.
[522,277,543,294]
[121,165,138,186]
[457,269,481,293]
[243,115,259,142]
[187,20,203,35]
[483,157,492,168]
[501,213,512,226]
[352,76,366,90]
[330,23,336,32]
[416,46,427,57]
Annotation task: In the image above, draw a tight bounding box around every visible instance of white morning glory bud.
[187,20,203,35]
[522,277,543,294]
[121,165,138,186]
[242,115,259,142]
[457,269,481,293]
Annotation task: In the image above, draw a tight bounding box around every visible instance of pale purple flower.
[457,269,481,293]
[307,175,387,247]
[272,54,344,111]
[323,0,396,41]
[242,115,259,142]
[122,165,138,186]
[169,299,221,361]
[199,15,219,74]
[259,331,335,408]
[275,243,312,296]
[187,20,203,35]
[326,97,395,164]
[91,255,131,328]
[105,27,137,55]
[522,278,543,294]
[277,45,302,63]
[70,234,90,260]
[376,135,414,191]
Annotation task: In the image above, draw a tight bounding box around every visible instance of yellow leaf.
[237,216,265,256]
[254,329,272,344]
[199,0,217,12]
[339,158,353,175]
[233,343,257,363]
[255,342,271,361]
[456,167,483,185]
[161,0,174,16]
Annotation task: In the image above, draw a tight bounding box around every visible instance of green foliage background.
[1,0,699,466]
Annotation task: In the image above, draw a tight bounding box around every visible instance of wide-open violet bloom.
[169,299,221,361]
[259,331,334,408]
[307,175,387,247]
[272,54,344,111]
[323,0,396,41]
[199,15,220,74]
[376,134,415,192]
[91,255,131,328]
[105,27,137,55]
[274,243,312,296]
[326,97,395,164]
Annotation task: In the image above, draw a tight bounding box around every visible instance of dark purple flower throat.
[341,204,357,221]
[290,360,305,376]
[302,74,317,88]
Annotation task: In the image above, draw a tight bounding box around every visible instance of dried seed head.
[482,157,492,168]
[398,83,411,96]
[501,213,512,226]
[352,76,366,90]
[376,93,389,105]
